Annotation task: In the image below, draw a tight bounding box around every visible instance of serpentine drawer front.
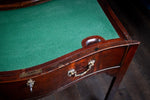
[0,0,140,100]
[0,46,125,99]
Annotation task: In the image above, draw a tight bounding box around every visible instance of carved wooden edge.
[0,0,51,10]
[29,67,121,100]
[0,0,140,83]
[22,42,140,100]
[0,39,140,83]
[104,43,140,100]
[97,0,132,40]
[0,39,140,99]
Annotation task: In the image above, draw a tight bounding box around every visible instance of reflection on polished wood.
[0,0,140,100]
[0,0,51,10]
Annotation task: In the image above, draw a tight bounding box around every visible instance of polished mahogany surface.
[0,0,119,71]
[0,0,139,100]
[0,0,51,10]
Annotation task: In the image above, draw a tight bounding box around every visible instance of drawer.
[0,47,125,100]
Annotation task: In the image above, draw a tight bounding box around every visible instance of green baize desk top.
[0,0,119,71]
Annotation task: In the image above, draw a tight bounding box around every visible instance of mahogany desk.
[0,0,140,100]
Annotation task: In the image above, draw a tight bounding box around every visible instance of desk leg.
[104,44,139,100]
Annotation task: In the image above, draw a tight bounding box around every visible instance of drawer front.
[0,47,125,100]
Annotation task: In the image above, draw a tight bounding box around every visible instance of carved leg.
[104,44,139,100]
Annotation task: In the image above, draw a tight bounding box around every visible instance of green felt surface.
[0,0,119,71]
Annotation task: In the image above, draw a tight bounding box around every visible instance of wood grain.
[0,0,140,100]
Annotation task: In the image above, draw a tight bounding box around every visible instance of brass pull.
[68,60,95,77]
[27,79,35,92]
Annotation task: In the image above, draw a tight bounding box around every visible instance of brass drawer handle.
[27,79,35,92]
[68,60,95,77]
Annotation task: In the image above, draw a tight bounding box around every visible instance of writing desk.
[0,0,140,100]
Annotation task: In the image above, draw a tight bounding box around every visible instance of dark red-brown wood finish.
[0,0,51,10]
[0,0,140,100]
